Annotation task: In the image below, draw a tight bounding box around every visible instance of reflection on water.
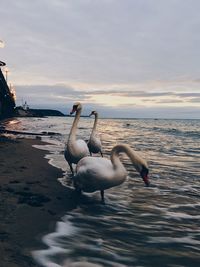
[7,117,200,266]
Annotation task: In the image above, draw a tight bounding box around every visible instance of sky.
[0,0,200,118]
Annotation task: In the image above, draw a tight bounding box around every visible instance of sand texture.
[0,136,76,267]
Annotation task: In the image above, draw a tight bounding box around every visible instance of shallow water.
[5,117,200,266]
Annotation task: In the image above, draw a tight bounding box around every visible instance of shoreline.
[0,136,76,267]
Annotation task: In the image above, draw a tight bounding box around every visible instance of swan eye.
[73,104,78,110]
[89,110,96,116]
[140,165,150,186]
[140,165,149,178]
[70,104,79,115]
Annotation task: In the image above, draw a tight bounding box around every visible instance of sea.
[4,117,200,267]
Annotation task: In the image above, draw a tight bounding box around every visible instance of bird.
[64,102,89,176]
[87,110,103,157]
[73,143,150,203]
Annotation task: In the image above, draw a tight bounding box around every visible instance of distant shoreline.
[1,113,199,123]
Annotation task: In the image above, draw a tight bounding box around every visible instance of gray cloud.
[155,99,184,104]
[189,97,200,103]
[16,85,85,97]
[2,0,200,85]
[15,85,90,108]
[88,90,172,97]
[176,93,200,98]
[15,84,200,110]
[1,0,200,119]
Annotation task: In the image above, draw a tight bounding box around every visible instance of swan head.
[89,110,97,117]
[140,165,150,187]
[70,102,82,115]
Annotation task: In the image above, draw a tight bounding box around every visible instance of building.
[0,61,15,119]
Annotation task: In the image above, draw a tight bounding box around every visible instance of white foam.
[165,211,200,220]
[32,220,78,267]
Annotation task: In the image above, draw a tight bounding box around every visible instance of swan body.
[64,102,89,175]
[74,144,150,202]
[87,111,103,156]
[65,139,89,164]
[74,157,127,192]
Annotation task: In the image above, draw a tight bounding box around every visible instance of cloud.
[176,93,200,98]
[155,99,184,104]
[189,97,200,103]
[15,84,200,113]
[2,0,200,85]
[88,89,171,97]
[14,83,200,119]
[1,0,200,118]
[15,85,89,108]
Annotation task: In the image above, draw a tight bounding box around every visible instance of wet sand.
[0,136,76,267]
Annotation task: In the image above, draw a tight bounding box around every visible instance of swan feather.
[74,157,127,192]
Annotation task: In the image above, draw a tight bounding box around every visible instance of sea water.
[5,117,200,266]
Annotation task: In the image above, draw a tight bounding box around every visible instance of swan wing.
[88,136,102,153]
[74,157,115,192]
[65,139,89,164]
[76,139,89,154]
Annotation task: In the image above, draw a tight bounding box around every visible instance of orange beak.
[142,175,150,187]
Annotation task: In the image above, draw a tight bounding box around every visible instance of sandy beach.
[0,135,76,267]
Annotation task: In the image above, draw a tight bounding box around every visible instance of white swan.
[64,102,89,175]
[87,110,103,157]
[73,144,150,203]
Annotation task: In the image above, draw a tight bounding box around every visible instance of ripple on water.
[10,117,200,267]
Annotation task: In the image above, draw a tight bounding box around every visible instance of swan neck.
[69,108,81,141]
[110,146,123,169]
[91,113,98,134]
[110,144,147,172]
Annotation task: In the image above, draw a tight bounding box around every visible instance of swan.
[73,144,150,203]
[87,110,103,157]
[64,102,89,175]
